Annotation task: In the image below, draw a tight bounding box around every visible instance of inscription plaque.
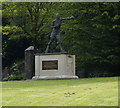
[42,60,58,70]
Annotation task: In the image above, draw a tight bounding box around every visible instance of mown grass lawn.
[2,77,118,106]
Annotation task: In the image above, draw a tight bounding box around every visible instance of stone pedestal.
[32,53,78,80]
[25,46,35,79]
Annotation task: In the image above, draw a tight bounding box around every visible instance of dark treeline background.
[2,2,120,79]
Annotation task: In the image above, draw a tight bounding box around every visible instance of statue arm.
[61,16,75,20]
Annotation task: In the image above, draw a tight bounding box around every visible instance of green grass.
[2,77,118,106]
[0,82,2,107]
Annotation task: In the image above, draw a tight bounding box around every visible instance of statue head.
[56,13,60,19]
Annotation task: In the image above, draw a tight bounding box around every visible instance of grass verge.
[2,77,118,106]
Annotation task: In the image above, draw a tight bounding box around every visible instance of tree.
[2,2,55,66]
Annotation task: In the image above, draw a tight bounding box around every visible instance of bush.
[3,73,25,81]
[10,60,24,75]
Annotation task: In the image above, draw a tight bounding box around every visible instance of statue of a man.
[45,13,74,53]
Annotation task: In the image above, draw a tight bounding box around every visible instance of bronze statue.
[45,13,74,53]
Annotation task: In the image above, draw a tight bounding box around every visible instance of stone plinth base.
[32,53,78,80]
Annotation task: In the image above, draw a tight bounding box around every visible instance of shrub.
[3,73,25,81]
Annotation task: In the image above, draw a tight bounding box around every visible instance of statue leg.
[45,35,54,53]
[56,32,65,53]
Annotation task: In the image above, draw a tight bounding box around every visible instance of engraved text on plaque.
[42,60,58,70]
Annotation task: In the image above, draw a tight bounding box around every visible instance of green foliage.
[3,60,25,81]
[2,26,23,39]
[10,60,24,75]
[3,73,25,81]
[2,2,54,50]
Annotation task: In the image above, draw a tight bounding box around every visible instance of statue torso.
[53,19,62,29]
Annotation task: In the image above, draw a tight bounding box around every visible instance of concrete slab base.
[32,75,78,80]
